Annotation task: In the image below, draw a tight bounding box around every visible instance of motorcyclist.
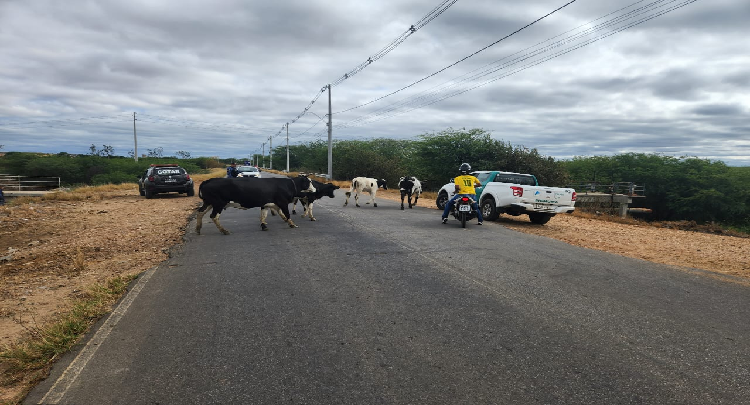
[442,163,484,225]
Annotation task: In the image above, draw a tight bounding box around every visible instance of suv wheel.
[481,197,499,221]
[187,186,195,197]
[436,191,449,210]
[145,188,154,199]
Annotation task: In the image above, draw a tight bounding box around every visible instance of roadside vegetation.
[1,127,748,233]
[0,276,135,405]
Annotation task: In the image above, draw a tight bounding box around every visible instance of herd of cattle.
[196,174,423,234]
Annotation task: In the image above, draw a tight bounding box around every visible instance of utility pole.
[261,143,265,168]
[133,112,138,162]
[327,84,333,180]
[286,123,290,173]
[269,136,273,170]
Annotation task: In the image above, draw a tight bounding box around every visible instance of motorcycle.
[451,195,478,228]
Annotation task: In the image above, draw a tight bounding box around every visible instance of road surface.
[26,179,750,404]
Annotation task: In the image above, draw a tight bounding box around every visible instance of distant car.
[138,164,194,199]
[236,166,261,178]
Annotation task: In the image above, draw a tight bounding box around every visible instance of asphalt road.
[26,179,750,404]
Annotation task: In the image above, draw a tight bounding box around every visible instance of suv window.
[493,173,536,186]
[473,172,492,183]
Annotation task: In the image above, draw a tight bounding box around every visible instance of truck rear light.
[572,191,577,201]
[185,174,191,180]
[148,176,155,182]
[511,186,523,197]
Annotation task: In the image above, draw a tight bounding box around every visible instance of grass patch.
[0,275,137,404]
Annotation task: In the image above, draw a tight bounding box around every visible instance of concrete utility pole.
[133,112,138,162]
[269,136,273,170]
[261,143,265,168]
[286,123,290,173]
[327,84,333,180]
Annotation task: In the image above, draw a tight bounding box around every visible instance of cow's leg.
[412,192,420,208]
[344,191,352,207]
[371,192,378,208]
[292,197,299,215]
[306,201,316,221]
[408,192,413,209]
[400,191,406,210]
[355,192,361,207]
[196,203,211,234]
[277,202,298,228]
[259,207,270,231]
[300,198,309,218]
[266,202,297,228]
[210,207,230,235]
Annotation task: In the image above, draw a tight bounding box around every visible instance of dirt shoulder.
[1,181,748,402]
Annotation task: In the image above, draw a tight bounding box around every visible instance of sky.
[0,0,748,166]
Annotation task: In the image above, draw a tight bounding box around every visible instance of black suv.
[138,164,195,198]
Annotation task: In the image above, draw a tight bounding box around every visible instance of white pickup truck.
[436,170,576,224]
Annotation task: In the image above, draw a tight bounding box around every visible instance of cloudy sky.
[1,0,748,165]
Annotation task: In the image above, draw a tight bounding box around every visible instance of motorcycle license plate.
[458,205,471,212]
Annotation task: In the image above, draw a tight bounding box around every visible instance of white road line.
[39,266,157,404]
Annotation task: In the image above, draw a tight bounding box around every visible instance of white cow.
[343,177,388,208]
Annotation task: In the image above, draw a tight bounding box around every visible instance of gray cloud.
[1,0,748,166]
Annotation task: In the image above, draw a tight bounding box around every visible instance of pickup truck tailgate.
[518,187,576,213]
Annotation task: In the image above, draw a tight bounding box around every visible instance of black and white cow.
[398,176,423,210]
[196,176,315,233]
[343,177,387,208]
[292,179,340,221]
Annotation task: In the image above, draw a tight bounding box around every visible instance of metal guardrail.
[0,174,61,191]
[567,182,646,197]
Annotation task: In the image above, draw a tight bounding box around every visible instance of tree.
[99,145,115,158]
[89,144,97,156]
[147,147,163,158]
[176,150,191,159]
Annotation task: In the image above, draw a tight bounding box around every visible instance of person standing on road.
[226,163,239,178]
[441,163,484,225]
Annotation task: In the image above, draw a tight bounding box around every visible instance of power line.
[333,0,579,115]
[268,0,460,144]
[333,0,700,131]
[330,0,459,88]
[0,114,132,129]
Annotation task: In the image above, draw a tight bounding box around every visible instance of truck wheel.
[187,186,195,197]
[139,186,145,196]
[436,191,449,210]
[481,198,499,221]
[145,188,154,199]
[528,213,553,225]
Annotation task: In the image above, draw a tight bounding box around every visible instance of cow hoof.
[374,203,378,207]
[289,224,298,228]
[311,218,317,221]
[356,204,360,207]
[261,224,268,231]
[221,230,230,235]
[292,210,297,215]
[400,206,404,210]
